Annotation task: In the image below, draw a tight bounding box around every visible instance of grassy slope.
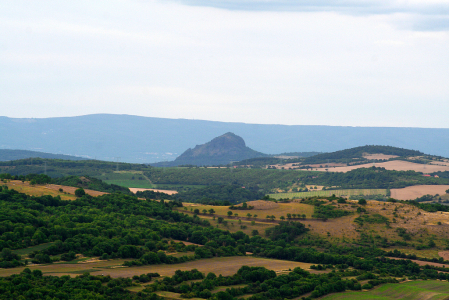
[179,200,449,257]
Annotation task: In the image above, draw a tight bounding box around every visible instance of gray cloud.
[172,0,449,30]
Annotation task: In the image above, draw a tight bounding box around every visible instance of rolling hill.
[0,149,88,161]
[2,114,449,163]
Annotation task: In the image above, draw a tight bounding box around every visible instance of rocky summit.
[165,132,267,166]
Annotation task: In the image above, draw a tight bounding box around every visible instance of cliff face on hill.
[168,132,267,166]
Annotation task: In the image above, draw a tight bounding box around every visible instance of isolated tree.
[358,199,367,205]
[280,216,285,221]
[208,208,215,215]
[202,209,207,214]
[227,211,233,217]
[75,188,85,197]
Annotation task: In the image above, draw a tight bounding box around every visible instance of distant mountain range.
[0,149,88,162]
[1,114,449,163]
[153,132,267,166]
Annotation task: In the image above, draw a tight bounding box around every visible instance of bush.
[358,199,367,205]
[362,283,373,290]
[75,188,85,197]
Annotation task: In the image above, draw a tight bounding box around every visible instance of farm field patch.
[362,154,399,160]
[3,180,105,199]
[269,189,387,200]
[390,185,449,200]
[0,258,132,278]
[181,199,449,252]
[311,160,449,173]
[96,171,154,188]
[0,257,315,278]
[181,201,315,219]
[129,188,178,195]
[321,280,449,300]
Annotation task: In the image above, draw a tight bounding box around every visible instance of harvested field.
[3,180,106,199]
[321,280,449,300]
[0,257,316,278]
[310,160,449,173]
[439,251,449,261]
[362,153,399,160]
[0,259,131,278]
[181,199,449,252]
[181,211,277,236]
[129,188,178,195]
[154,291,203,300]
[180,201,315,219]
[306,163,347,168]
[269,189,387,200]
[390,185,449,200]
[46,184,106,197]
[235,200,279,210]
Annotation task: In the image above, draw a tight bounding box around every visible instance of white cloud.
[0,0,448,127]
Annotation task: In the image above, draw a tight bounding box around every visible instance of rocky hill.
[155,132,267,166]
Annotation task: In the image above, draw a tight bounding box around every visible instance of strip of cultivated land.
[269,189,387,199]
[321,280,449,300]
[0,257,315,278]
[391,185,449,200]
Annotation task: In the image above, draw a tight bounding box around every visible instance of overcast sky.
[1,0,448,127]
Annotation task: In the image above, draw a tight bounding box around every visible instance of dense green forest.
[135,185,264,204]
[175,185,264,204]
[144,168,311,192]
[0,269,160,300]
[2,186,449,299]
[0,158,148,178]
[234,157,285,168]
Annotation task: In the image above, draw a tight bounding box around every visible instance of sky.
[1,0,448,128]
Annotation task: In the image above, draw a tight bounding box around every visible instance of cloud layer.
[176,0,449,30]
[0,0,448,128]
